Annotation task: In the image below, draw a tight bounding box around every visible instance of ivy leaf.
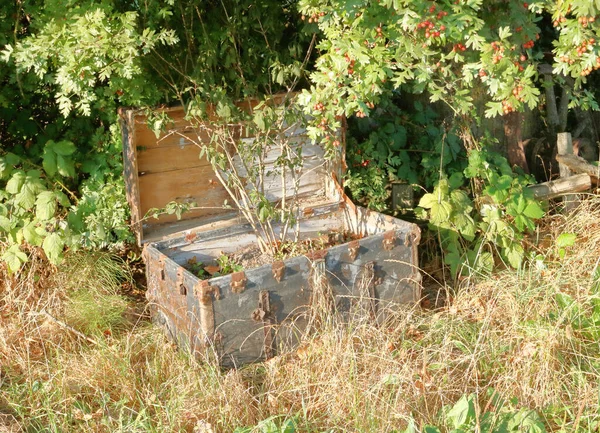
[2,244,28,274]
[35,191,57,220]
[523,201,544,219]
[42,232,65,264]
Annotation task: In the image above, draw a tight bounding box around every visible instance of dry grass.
[2,198,600,432]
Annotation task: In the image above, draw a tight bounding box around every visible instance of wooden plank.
[119,109,144,244]
[528,173,591,200]
[556,154,600,178]
[138,165,230,217]
[134,123,213,150]
[557,132,579,211]
[137,143,211,174]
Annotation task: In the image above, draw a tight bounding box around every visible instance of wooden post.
[557,132,579,212]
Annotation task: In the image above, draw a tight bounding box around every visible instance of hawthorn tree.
[298,0,600,172]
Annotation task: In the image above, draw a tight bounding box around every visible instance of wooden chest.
[119,104,421,367]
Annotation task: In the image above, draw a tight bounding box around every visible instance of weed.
[3,198,600,432]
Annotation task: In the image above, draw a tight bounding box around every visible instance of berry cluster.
[578,16,596,28]
[453,43,467,52]
[491,41,504,64]
[313,102,325,112]
[502,100,515,114]
[575,38,595,57]
[301,11,325,23]
[552,16,567,27]
[416,5,448,40]
[512,85,525,102]
[522,39,535,49]
[345,53,356,75]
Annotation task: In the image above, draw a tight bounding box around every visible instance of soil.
[185,230,362,280]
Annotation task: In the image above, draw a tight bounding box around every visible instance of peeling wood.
[528,173,591,200]
[556,154,600,178]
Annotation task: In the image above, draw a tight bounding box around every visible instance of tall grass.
[2,199,600,432]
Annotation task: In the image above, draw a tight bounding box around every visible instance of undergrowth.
[2,198,600,432]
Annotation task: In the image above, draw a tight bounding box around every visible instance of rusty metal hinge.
[348,240,360,261]
[230,271,247,293]
[251,290,276,359]
[356,261,377,321]
[272,261,285,283]
[158,257,166,281]
[383,230,396,251]
[194,280,220,304]
[306,249,327,262]
[177,268,186,295]
[193,280,219,349]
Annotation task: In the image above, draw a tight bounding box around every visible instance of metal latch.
[383,230,396,251]
[348,240,360,261]
[272,261,285,282]
[230,271,247,293]
[251,290,276,359]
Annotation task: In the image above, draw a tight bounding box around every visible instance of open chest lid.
[119,98,346,245]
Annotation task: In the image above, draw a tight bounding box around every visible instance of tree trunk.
[504,111,529,173]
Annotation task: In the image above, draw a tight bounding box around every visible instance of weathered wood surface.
[145,204,421,367]
[120,103,343,244]
[556,154,600,178]
[528,173,591,200]
[557,132,580,211]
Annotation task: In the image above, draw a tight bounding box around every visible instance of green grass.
[2,200,600,432]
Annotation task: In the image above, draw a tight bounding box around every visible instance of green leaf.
[556,233,577,248]
[429,200,453,225]
[52,140,77,156]
[446,395,476,429]
[35,191,57,220]
[418,193,437,209]
[448,172,464,189]
[43,149,57,177]
[6,171,26,194]
[254,111,266,131]
[523,201,544,219]
[505,243,524,269]
[14,183,37,209]
[55,191,71,207]
[0,157,12,180]
[2,244,28,274]
[56,154,76,178]
[22,221,44,246]
[0,215,12,232]
[5,152,20,165]
[42,232,65,264]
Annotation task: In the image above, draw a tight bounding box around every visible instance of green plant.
[234,416,298,433]
[216,253,244,276]
[416,145,544,278]
[345,100,465,211]
[405,392,546,433]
